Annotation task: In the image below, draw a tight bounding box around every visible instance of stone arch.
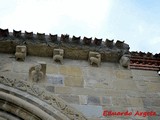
[0,76,87,120]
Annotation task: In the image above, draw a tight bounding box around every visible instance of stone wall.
[0,54,159,120]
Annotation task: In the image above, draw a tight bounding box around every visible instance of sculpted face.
[35,64,41,72]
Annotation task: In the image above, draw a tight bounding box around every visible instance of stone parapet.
[0,28,130,62]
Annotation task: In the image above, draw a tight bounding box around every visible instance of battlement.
[0,28,129,62]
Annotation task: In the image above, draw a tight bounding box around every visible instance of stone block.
[46,64,58,74]
[146,82,160,92]
[143,98,160,107]
[13,62,32,73]
[100,96,112,105]
[132,70,159,77]
[45,85,55,92]
[115,70,133,80]
[94,82,113,89]
[64,76,84,87]
[127,97,143,107]
[58,95,79,104]
[113,80,137,90]
[59,65,82,76]
[70,104,103,118]
[112,97,129,107]
[1,63,12,72]
[87,96,100,105]
[59,65,67,75]
[151,99,160,107]
[47,74,64,85]
[79,95,88,105]
[143,76,160,82]
[54,86,107,96]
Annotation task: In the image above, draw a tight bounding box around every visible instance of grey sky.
[0,0,159,54]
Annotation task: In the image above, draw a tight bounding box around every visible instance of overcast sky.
[0,0,160,54]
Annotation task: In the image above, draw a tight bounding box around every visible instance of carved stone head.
[35,64,42,72]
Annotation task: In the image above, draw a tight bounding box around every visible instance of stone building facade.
[0,28,159,120]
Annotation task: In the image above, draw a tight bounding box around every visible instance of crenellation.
[0,28,9,38]
[0,28,131,63]
[0,27,159,120]
[49,34,58,42]
[83,37,92,45]
[72,35,81,44]
[93,38,102,46]
[25,31,34,40]
[37,32,45,41]
[13,29,22,38]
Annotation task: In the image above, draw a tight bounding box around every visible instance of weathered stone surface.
[127,97,143,107]
[132,69,159,77]
[112,97,129,107]
[0,117,7,120]
[146,82,160,92]
[0,72,27,81]
[1,63,12,72]
[71,104,103,118]
[87,96,100,105]
[47,74,64,85]
[0,53,160,120]
[58,95,79,104]
[79,95,88,105]
[45,85,55,92]
[129,107,148,120]
[29,63,45,83]
[64,76,84,87]
[115,70,133,80]
[15,45,26,61]
[53,49,64,64]
[100,96,112,105]
[13,62,32,73]
[46,64,58,74]
[113,80,137,90]
[59,65,82,76]
[143,98,160,107]
[143,76,160,82]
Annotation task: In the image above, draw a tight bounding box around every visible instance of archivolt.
[0,76,87,120]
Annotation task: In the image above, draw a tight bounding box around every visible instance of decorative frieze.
[0,76,87,120]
